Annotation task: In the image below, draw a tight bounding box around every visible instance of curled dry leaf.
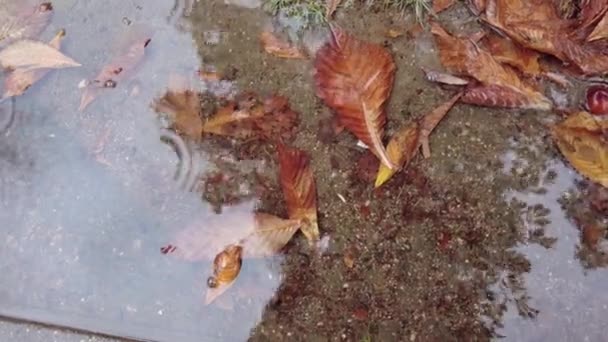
[433,0,457,13]
[375,122,419,187]
[0,2,53,48]
[164,203,302,261]
[260,31,306,59]
[315,27,396,169]
[205,244,242,305]
[481,33,542,77]
[552,111,608,187]
[588,12,608,42]
[0,39,80,71]
[422,68,470,85]
[202,94,298,141]
[2,28,65,98]
[431,22,552,110]
[277,143,319,242]
[153,78,202,141]
[79,35,152,111]
[418,92,463,158]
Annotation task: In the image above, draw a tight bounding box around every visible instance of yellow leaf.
[375,122,419,187]
[552,111,608,187]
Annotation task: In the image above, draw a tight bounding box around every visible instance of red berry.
[586,85,608,116]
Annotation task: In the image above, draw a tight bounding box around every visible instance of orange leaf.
[481,33,542,76]
[552,111,608,187]
[277,143,319,242]
[588,12,608,42]
[462,84,546,108]
[375,122,419,187]
[314,27,396,169]
[433,0,457,13]
[205,244,242,305]
[202,94,298,141]
[260,31,306,59]
[153,88,202,141]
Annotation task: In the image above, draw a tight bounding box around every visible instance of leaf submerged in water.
[0,2,53,49]
[0,38,80,72]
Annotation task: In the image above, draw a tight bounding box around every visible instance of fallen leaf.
[2,28,66,98]
[205,244,242,305]
[417,92,463,158]
[481,33,542,77]
[588,12,608,42]
[467,0,486,15]
[422,68,470,85]
[277,143,319,242]
[260,31,306,59]
[164,203,303,261]
[0,39,80,71]
[552,111,608,187]
[433,0,457,13]
[202,94,298,141]
[0,2,53,49]
[375,122,419,187]
[153,82,202,141]
[315,27,396,169]
[79,35,152,111]
[386,29,404,39]
[431,22,552,109]
[326,0,342,18]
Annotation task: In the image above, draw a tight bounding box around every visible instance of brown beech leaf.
[2,28,65,98]
[552,111,608,187]
[481,33,542,76]
[260,31,306,59]
[205,244,242,305]
[79,35,152,111]
[467,0,486,15]
[0,39,80,71]
[462,84,546,108]
[375,122,419,187]
[277,143,319,242]
[153,76,202,141]
[164,203,303,261]
[433,0,457,13]
[431,22,552,109]
[326,0,342,18]
[0,2,53,49]
[588,12,608,42]
[315,27,396,169]
[202,94,298,141]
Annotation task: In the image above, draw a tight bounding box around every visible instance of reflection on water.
[0,0,607,341]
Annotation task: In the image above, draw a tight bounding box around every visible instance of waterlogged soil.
[188,1,608,342]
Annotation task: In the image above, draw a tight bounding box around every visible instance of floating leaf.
[153,78,202,141]
[431,22,552,110]
[202,94,298,141]
[0,39,80,71]
[315,27,396,169]
[433,0,457,13]
[552,111,608,187]
[164,203,302,261]
[2,28,65,98]
[79,35,152,111]
[375,122,419,187]
[277,143,319,242]
[0,2,53,49]
[205,244,242,305]
[260,31,306,59]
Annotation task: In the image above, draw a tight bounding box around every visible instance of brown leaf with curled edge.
[418,92,463,158]
[277,143,319,242]
[461,84,543,108]
[375,122,419,187]
[481,33,542,76]
[431,22,552,110]
[484,0,608,76]
[315,27,396,169]
[153,76,202,141]
[163,203,303,261]
[2,28,66,98]
[552,111,608,187]
[588,12,608,42]
[260,31,306,59]
[202,94,298,141]
[433,0,457,13]
[205,244,242,305]
[0,2,53,49]
[79,34,152,111]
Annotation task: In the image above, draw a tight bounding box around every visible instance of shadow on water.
[0,0,607,341]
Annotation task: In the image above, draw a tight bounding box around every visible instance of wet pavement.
[1,0,607,341]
